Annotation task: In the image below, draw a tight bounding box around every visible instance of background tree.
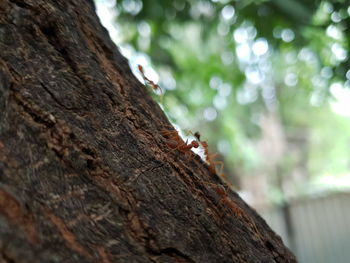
[0,0,295,262]
[103,0,350,205]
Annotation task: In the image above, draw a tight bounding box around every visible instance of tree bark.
[0,0,296,262]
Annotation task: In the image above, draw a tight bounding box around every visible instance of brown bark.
[0,0,296,262]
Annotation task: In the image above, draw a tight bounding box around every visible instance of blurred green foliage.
[95,0,350,203]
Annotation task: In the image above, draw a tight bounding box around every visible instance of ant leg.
[219,173,235,189]
[160,129,174,136]
[161,130,179,140]
[184,130,196,138]
[208,153,219,165]
[185,150,196,161]
[164,138,187,155]
[214,161,224,175]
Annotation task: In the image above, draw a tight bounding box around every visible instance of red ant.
[138,65,163,102]
[193,131,234,188]
[205,182,243,217]
[208,182,262,239]
[192,132,224,174]
[161,129,199,159]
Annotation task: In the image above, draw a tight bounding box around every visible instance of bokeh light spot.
[221,5,235,20]
[281,29,295,42]
[203,107,218,121]
[252,38,268,56]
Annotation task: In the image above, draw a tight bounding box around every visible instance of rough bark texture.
[0,0,296,262]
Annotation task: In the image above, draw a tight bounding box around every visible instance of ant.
[205,182,243,218]
[192,131,234,188]
[138,65,164,102]
[192,132,224,174]
[161,129,199,159]
[205,182,261,237]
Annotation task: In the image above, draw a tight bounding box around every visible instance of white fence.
[258,191,350,263]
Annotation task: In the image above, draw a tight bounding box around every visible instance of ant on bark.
[192,132,220,172]
[138,65,164,102]
[206,181,262,239]
[192,132,232,186]
[161,129,199,159]
[203,181,243,218]
[214,186,243,217]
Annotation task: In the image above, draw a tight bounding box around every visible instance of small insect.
[206,182,243,217]
[208,182,262,239]
[192,132,224,175]
[138,65,163,102]
[161,129,199,159]
[192,131,234,188]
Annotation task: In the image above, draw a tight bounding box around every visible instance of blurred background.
[94,0,350,261]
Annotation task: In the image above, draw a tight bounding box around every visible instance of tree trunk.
[0,0,296,262]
